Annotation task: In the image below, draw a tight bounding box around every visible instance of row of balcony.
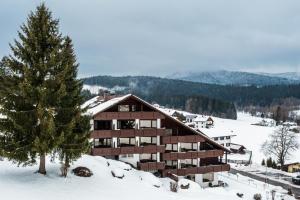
[92,146,223,160]
[162,164,230,176]
[161,150,224,160]
[91,129,169,138]
[91,145,165,156]
[91,129,206,144]
[94,111,165,120]
[137,161,165,171]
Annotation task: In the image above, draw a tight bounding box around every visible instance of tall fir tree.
[54,37,90,177]
[0,4,90,175]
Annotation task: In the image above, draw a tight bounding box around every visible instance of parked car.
[292,175,300,185]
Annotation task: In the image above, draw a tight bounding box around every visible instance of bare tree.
[262,126,299,169]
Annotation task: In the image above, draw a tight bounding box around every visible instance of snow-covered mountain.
[167,70,300,86]
[261,72,300,81]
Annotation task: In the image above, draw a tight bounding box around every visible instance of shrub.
[72,167,93,177]
[253,193,262,200]
[170,182,178,192]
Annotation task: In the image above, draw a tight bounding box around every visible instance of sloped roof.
[83,94,132,116]
[83,94,230,152]
[194,115,210,122]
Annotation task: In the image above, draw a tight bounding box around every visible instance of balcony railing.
[161,135,205,144]
[91,145,165,156]
[162,163,230,176]
[91,128,168,138]
[161,149,224,160]
[137,161,165,171]
[94,111,165,120]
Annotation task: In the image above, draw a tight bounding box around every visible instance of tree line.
[82,75,300,108]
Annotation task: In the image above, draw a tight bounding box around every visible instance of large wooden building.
[85,94,230,187]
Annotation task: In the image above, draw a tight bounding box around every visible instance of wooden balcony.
[91,145,165,156]
[161,164,230,176]
[137,162,165,171]
[91,128,168,139]
[161,150,224,160]
[161,135,205,144]
[94,111,165,120]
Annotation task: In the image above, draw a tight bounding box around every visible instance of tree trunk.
[61,155,70,177]
[38,153,46,175]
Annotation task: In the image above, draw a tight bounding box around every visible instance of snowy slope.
[0,155,295,200]
[209,113,300,164]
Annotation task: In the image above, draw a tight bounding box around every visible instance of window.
[226,136,230,139]
[118,105,130,112]
[94,120,112,130]
[95,138,112,147]
[131,105,136,112]
[121,154,134,158]
[226,143,230,147]
[118,137,136,146]
[166,144,178,152]
[140,137,157,146]
[117,120,135,129]
[214,137,218,141]
[220,137,225,140]
[140,120,157,128]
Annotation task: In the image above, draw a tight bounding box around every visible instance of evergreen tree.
[261,159,265,166]
[266,157,273,168]
[272,160,277,169]
[0,4,90,175]
[54,37,90,177]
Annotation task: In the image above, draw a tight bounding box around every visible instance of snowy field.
[199,112,300,164]
[0,155,295,200]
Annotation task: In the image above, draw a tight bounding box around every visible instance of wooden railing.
[91,128,168,138]
[161,164,230,176]
[94,111,165,120]
[161,135,205,144]
[161,149,224,160]
[137,162,165,171]
[91,145,165,156]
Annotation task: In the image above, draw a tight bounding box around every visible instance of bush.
[253,193,262,200]
[272,160,277,169]
[170,182,178,192]
[72,167,93,177]
[288,188,293,196]
[180,183,190,189]
[261,159,265,166]
[266,157,273,167]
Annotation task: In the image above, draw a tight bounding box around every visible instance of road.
[230,168,300,199]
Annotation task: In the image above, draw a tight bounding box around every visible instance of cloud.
[1,0,300,77]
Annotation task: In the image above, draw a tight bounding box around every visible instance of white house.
[194,116,214,129]
[185,114,197,123]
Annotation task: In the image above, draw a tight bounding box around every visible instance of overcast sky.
[1,0,300,77]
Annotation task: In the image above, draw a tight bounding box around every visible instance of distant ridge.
[166,70,300,86]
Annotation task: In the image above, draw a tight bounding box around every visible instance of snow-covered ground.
[208,112,300,164]
[0,155,295,200]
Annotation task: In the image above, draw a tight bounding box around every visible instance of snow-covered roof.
[230,143,245,150]
[83,94,132,116]
[198,126,236,138]
[194,115,210,122]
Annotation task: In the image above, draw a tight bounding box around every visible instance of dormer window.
[118,105,130,112]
